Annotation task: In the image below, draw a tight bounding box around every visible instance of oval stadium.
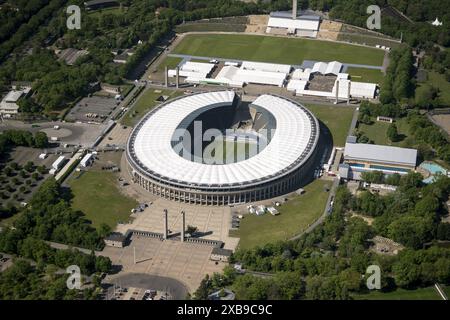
[126,91,320,206]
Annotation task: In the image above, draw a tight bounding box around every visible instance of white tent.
[432,18,443,26]
[325,61,343,75]
[291,68,311,81]
[311,62,328,74]
[287,79,307,92]
[241,61,291,74]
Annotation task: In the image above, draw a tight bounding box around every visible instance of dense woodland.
[194,174,450,300]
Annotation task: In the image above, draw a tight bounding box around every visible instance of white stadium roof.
[128,91,319,187]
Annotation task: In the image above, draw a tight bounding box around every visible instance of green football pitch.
[173,34,385,66]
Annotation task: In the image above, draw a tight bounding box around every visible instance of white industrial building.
[0,87,31,116]
[168,61,216,79]
[266,10,321,38]
[339,136,418,180]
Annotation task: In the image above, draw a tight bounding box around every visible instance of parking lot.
[103,235,226,294]
[107,285,171,301]
[0,120,108,148]
[66,96,119,123]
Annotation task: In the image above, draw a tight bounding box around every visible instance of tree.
[24,161,34,172]
[186,225,198,236]
[415,84,438,109]
[388,215,434,249]
[385,173,401,186]
[193,274,211,300]
[361,171,384,184]
[33,132,48,148]
[387,123,400,142]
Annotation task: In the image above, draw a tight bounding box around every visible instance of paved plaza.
[103,235,226,293]
[116,198,239,250]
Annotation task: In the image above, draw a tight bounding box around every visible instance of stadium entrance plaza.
[115,197,239,250]
[102,155,239,293]
[102,235,226,293]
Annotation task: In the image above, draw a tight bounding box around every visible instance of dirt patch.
[431,114,450,136]
[245,15,269,33]
[317,20,342,41]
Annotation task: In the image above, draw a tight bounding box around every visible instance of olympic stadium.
[126,91,320,206]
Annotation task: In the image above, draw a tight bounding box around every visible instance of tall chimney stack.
[176,66,180,89]
[347,81,351,105]
[163,209,168,239]
[164,66,168,87]
[292,0,298,20]
[335,80,339,104]
[181,211,185,242]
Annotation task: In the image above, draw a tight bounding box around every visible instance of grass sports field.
[69,171,138,229]
[353,286,442,300]
[305,104,355,147]
[230,179,330,249]
[203,139,253,164]
[173,34,385,66]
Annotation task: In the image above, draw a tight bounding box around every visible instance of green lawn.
[353,287,442,300]
[423,71,450,106]
[358,117,410,146]
[305,104,355,147]
[347,67,385,84]
[204,139,253,164]
[230,179,330,250]
[173,34,384,66]
[157,56,183,72]
[69,171,138,229]
[121,89,183,127]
